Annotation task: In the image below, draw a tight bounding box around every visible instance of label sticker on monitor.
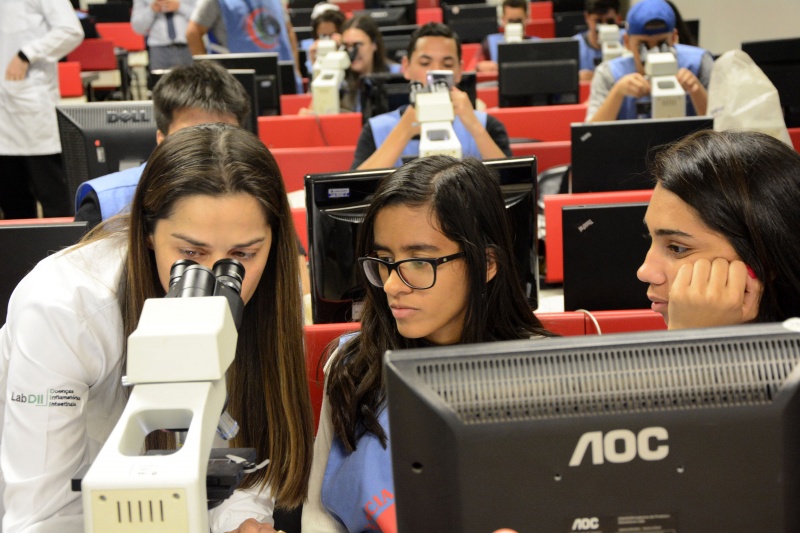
[327,188,351,199]
[564,513,678,532]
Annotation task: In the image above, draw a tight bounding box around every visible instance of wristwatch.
[17,50,30,63]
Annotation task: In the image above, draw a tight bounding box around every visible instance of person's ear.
[156,130,166,145]
[486,248,498,282]
[146,234,154,249]
[401,55,410,79]
[670,28,679,45]
[623,33,631,51]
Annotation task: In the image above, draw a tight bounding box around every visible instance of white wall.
[645,0,800,56]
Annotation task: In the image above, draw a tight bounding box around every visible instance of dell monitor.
[570,116,713,193]
[498,38,580,107]
[194,53,282,116]
[57,101,158,214]
[305,156,539,324]
[442,4,498,44]
[741,37,800,128]
[386,320,800,532]
[360,72,477,122]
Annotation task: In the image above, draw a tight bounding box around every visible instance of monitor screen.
[279,60,298,95]
[554,10,587,37]
[498,38,580,107]
[305,156,539,324]
[379,24,418,63]
[386,320,800,532]
[226,69,259,134]
[194,53,282,116]
[360,72,477,122]
[57,101,158,213]
[741,37,800,127]
[442,4,498,44]
[87,1,131,23]
[570,116,714,193]
[562,202,650,311]
[0,221,88,326]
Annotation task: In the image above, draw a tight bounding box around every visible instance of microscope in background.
[411,70,463,159]
[637,43,686,119]
[504,21,524,44]
[81,259,254,533]
[311,41,357,115]
[598,23,625,62]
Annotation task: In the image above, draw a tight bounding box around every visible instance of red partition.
[789,127,800,152]
[95,22,146,52]
[462,42,484,73]
[67,38,118,71]
[538,311,586,336]
[543,190,653,283]
[510,141,571,172]
[258,113,362,149]
[332,0,364,13]
[416,7,443,24]
[487,103,587,141]
[292,206,308,252]
[579,80,590,103]
[58,61,84,98]
[281,93,313,115]
[526,18,555,39]
[477,84,498,109]
[272,146,356,192]
[584,310,666,334]
[529,1,553,19]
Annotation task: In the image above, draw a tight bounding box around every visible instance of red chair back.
[95,22,146,52]
[58,61,84,98]
[67,38,118,71]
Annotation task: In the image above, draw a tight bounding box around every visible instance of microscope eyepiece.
[212,259,245,295]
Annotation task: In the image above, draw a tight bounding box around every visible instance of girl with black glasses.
[302,155,553,533]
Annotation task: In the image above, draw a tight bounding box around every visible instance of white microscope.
[643,46,686,119]
[598,23,625,62]
[311,42,352,115]
[504,22,524,44]
[81,259,251,533]
[412,70,463,159]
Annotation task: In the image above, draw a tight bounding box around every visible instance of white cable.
[576,309,602,335]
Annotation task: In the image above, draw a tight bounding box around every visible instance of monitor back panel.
[0,222,88,326]
[562,203,650,311]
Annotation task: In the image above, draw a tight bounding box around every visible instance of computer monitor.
[442,4,498,44]
[194,53,282,116]
[0,221,88,326]
[562,202,650,311]
[570,116,713,193]
[385,320,800,532]
[379,24,418,63]
[359,72,477,122]
[741,37,800,127]
[554,10,586,37]
[288,7,313,27]
[57,101,158,213]
[354,6,414,27]
[498,38,580,107]
[279,60,298,94]
[87,1,131,23]
[305,156,539,324]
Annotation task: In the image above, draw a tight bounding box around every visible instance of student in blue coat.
[351,23,512,170]
[301,155,554,533]
[572,0,624,81]
[475,0,533,73]
[585,0,713,122]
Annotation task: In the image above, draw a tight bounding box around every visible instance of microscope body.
[645,51,686,119]
[598,24,625,62]
[504,22,524,44]
[312,50,351,115]
[82,261,245,533]
[413,72,463,159]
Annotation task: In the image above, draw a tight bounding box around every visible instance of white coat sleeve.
[301,380,347,533]
[1,291,121,532]
[208,484,275,533]
[20,0,84,64]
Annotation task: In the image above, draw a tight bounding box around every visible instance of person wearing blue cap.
[585,0,713,122]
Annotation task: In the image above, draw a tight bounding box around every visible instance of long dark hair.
[651,129,800,323]
[327,156,554,451]
[119,124,313,507]
[340,14,391,112]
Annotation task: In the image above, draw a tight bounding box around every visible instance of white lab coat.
[0,237,275,533]
[0,0,83,156]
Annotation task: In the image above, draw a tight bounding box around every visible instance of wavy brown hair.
[326,156,555,452]
[92,124,313,508]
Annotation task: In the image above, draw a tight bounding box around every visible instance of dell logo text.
[106,110,149,123]
[569,427,669,466]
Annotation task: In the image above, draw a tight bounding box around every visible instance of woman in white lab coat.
[0,0,84,218]
[0,124,313,533]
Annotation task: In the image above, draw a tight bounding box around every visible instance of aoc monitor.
[498,38,580,107]
[57,101,157,214]
[741,37,800,127]
[562,202,650,311]
[359,72,477,122]
[194,52,282,115]
[385,320,800,533]
[442,4,498,44]
[0,221,88,326]
[305,156,539,324]
[570,116,713,193]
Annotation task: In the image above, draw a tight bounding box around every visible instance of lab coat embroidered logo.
[10,388,82,407]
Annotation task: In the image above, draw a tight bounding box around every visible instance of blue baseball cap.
[626,0,676,36]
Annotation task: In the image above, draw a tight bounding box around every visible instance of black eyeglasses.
[358,252,466,290]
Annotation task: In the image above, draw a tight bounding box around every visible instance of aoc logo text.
[571,517,599,531]
[569,427,669,466]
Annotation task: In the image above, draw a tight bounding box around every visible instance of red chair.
[477,84,498,108]
[487,103,587,141]
[331,0,364,14]
[789,127,800,152]
[416,7,443,24]
[538,311,587,336]
[271,146,357,192]
[258,113,362,148]
[281,93,313,115]
[462,42,484,72]
[510,141,572,172]
[526,18,555,39]
[292,206,308,253]
[529,1,553,19]
[584,310,666,334]
[95,22,146,52]
[66,38,121,96]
